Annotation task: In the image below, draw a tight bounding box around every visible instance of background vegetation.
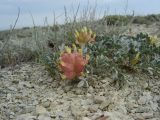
[0,13,160,83]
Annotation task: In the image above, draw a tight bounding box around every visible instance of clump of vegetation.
[133,14,160,25]
[41,27,96,81]
[101,15,132,26]
[100,14,160,25]
[0,11,159,88]
[41,26,159,87]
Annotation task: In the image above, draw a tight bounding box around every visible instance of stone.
[150,101,158,111]
[70,105,81,117]
[9,112,15,119]
[86,93,92,98]
[143,92,152,101]
[88,86,94,93]
[94,96,105,104]
[16,113,36,120]
[82,117,91,120]
[32,100,39,106]
[91,112,103,120]
[75,89,83,94]
[149,118,160,120]
[134,114,144,120]
[7,93,12,100]
[8,86,17,91]
[155,76,159,79]
[96,116,108,120]
[42,100,51,108]
[138,96,147,105]
[141,113,154,119]
[135,107,151,113]
[103,111,134,120]
[126,100,137,112]
[99,100,111,110]
[64,86,71,92]
[36,105,48,115]
[88,105,99,113]
[25,106,35,113]
[55,111,65,118]
[142,82,148,89]
[38,114,51,120]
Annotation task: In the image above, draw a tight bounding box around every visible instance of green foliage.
[101,14,160,26]
[133,14,160,25]
[101,15,132,26]
[87,33,160,77]
[40,50,60,79]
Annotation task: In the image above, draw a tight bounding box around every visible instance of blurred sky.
[0,0,160,30]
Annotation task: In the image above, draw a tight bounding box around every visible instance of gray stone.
[99,100,111,110]
[38,114,51,120]
[36,105,48,115]
[9,112,15,119]
[88,105,99,113]
[103,111,134,120]
[134,113,144,120]
[135,107,151,113]
[42,100,51,108]
[82,117,91,120]
[141,112,154,119]
[138,96,147,105]
[88,86,94,93]
[94,96,105,104]
[75,89,83,94]
[8,86,17,91]
[142,82,148,89]
[7,93,12,100]
[25,106,35,113]
[70,105,81,117]
[150,101,158,111]
[16,113,36,120]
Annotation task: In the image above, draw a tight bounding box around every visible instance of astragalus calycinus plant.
[59,45,89,80]
[58,27,96,82]
[42,25,159,88]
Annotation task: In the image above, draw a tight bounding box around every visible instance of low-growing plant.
[40,50,60,79]
[41,27,95,82]
[41,26,159,87]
